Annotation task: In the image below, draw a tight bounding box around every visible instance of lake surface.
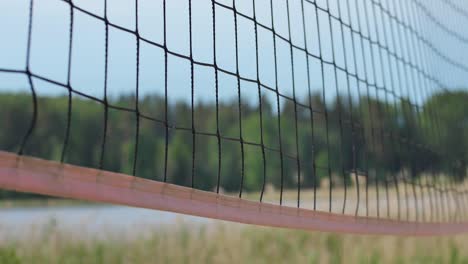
[0,196,424,241]
[0,205,213,241]
[0,197,337,241]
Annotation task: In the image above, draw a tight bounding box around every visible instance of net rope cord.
[0,0,467,235]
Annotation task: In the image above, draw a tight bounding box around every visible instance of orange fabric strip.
[0,151,466,236]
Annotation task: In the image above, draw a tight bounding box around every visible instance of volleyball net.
[1,0,468,235]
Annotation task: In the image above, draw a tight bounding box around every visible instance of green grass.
[0,198,99,208]
[1,197,468,263]
[1,222,468,264]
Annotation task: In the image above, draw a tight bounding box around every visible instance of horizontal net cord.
[1,151,467,236]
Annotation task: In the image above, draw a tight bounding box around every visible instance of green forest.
[0,90,467,199]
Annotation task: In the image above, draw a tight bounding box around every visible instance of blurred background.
[1,0,468,262]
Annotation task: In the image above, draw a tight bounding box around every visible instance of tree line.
[0,90,467,199]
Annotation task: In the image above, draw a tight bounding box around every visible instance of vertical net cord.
[414,0,453,222]
[189,0,196,188]
[372,1,409,219]
[403,0,422,222]
[419,14,442,222]
[404,0,434,222]
[372,0,403,220]
[406,0,434,222]
[211,1,222,194]
[337,0,360,216]
[362,0,387,219]
[439,0,464,223]
[432,0,455,222]
[163,0,169,182]
[424,0,459,222]
[268,0,286,205]
[61,0,74,164]
[404,0,443,221]
[299,0,319,211]
[388,1,430,220]
[133,0,141,177]
[369,0,400,219]
[458,4,468,219]
[99,0,109,170]
[353,0,380,218]
[313,2,334,213]
[395,1,419,221]
[336,0,361,217]
[18,0,37,156]
[408,0,446,222]
[424,0,448,222]
[439,0,460,222]
[285,0,303,208]
[420,12,442,220]
[345,0,372,218]
[444,0,468,221]
[232,0,246,198]
[405,1,428,223]
[324,0,348,215]
[394,0,424,221]
[385,0,411,221]
[252,0,268,203]
[378,1,401,220]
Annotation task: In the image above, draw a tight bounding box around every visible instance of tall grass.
[1,222,468,263]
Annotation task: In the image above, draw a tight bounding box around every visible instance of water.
[0,205,212,241]
[0,196,428,241]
